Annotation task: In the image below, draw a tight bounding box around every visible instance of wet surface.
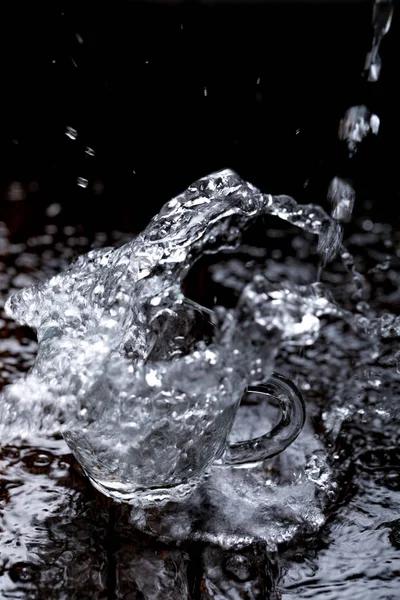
[0,207,399,599]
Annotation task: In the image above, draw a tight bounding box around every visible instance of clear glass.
[63,301,305,504]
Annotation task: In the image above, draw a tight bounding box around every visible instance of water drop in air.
[66,126,78,140]
[45,203,62,217]
[77,177,88,188]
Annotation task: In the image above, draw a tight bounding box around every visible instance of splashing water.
[0,211,399,596]
[1,168,399,550]
[0,5,399,594]
[2,169,335,447]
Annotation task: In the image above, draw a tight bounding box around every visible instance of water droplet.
[224,555,256,582]
[63,225,76,236]
[363,0,393,82]
[33,453,52,468]
[339,105,378,153]
[327,177,355,223]
[9,562,39,583]
[46,203,62,217]
[362,219,374,231]
[23,450,54,472]
[65,126,78,140]
[77,177,88,189]
[7,182,26,202]
[380,472,400,491]
[359,448,400,471]
[370,113,380,134]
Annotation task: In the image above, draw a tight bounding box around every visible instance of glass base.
[88,474,203,506]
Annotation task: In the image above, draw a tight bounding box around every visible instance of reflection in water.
[0,441,109,599]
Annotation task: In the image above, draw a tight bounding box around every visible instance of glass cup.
[63,300,305,504]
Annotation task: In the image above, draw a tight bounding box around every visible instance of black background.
[0,1,398,238]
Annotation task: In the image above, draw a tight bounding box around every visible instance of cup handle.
[222,372,306,465]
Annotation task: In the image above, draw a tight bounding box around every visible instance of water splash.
[2,169,335,447]
[1,169,399,548]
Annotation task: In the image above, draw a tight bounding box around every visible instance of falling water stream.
[0,1,399,598]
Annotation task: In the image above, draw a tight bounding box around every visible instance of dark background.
[0,1,398,238]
